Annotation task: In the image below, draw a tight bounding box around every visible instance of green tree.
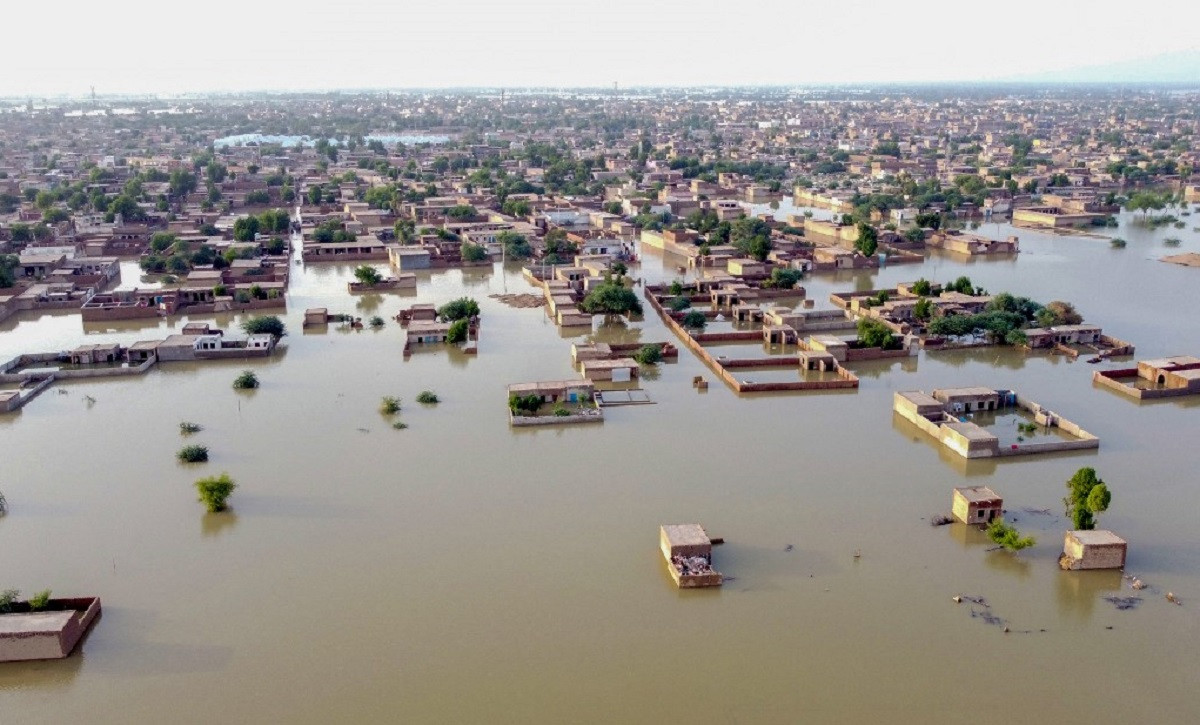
[498,231,532,259]
[233,216,260,242]
[1064,467,1112,530]
[857,317,897,349]
[195,473,236,513]
[987,519,1035,552]
[169,169,197,199]
[446,318,470,343]
[353,265,383,286]
[632,344,663,365]
[241,315,286,337]
[437,297,481,321]
[911,278,932,296]
[913,297,934,321]
[579,280,642,316]
[855,222,879,256]
[445,204,477,219]
[681,310,707,330]
[461,242,489,262]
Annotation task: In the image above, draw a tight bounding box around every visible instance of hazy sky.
[8,0,1200,96]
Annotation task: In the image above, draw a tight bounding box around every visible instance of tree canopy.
[1064,467,1111,530]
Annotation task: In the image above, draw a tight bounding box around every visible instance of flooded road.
[2,210,1199,723]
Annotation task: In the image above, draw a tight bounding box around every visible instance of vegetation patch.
[195,473,236,513]
[233,370,260,389]
[177,445,210,463]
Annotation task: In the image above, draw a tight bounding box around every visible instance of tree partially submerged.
[1064,467,1112,530]
[177,445,209,463]
[681,310,707,330]
[233,370,259,390]
[579,280,643,316]
[241,315,286,338]
[446,318,470,343]
[195,473,236,513]
[509,394,542,415]
[987,519,1035,552]
[353,265,383,286]
[856,317,899,349]
[437,297,480,321]
[632,344,664,365]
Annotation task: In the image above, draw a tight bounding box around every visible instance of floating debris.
[83,395,97,407]
[930,513,953,526]
[355,427,371,433]
[1103,596,1143,611]
[1166,592,1181,605]
[784,544,793,552]
[1021,507,1053,516]
[852,549,861,560]
[489,293,544,309]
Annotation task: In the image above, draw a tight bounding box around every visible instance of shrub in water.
[177,445,209,463]
[233,370,259,389]
[195,473,236,513]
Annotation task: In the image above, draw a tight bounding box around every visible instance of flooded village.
[2,86,1200,723]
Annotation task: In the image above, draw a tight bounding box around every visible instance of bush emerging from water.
[416,390,439,404]
[368,315,385,328]
[233,370,259,389]
[987,520,1035,552]
[668,296,691,311]
[28,589,51,611]
[179,421,203,435]
[392,420,408,430]
[0,589,19,613]
[681,310,707,330]
[1110,238,1127,248]
[447,318,469,344]
[380,396,403,415]
[632,344,663,365]
[437,297,480,321]
[241,315,286,337]
[177,445,209,463]
[195,473,236,513]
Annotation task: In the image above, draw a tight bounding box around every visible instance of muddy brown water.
[2,212,1199,723]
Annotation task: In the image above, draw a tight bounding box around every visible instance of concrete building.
[0,597,101,662]
[659,524,723,588]
[952,486,1003,525]
[1060,530,1127,570]
[1093,355,1200,400]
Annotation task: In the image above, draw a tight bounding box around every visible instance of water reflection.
[984,549,1033,580]
[1056,569,1124,619]
[201,510,238,537]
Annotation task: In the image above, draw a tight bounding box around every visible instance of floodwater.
[2,210,1200,723]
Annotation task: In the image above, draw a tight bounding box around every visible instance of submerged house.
[952,486,1003,525]
[0,596,102,662]
[659,524,723,588]
[1060,530,1127,570]
[1093,355,1200,400]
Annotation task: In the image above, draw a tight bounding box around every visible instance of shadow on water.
[76,607,234,677]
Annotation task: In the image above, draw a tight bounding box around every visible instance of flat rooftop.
[934,386,998,398]
[955,485,1001,503]
[897,390,942,408]
[1069,530,1127,546]
[661,524,710,548]
[944,422,997,441]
